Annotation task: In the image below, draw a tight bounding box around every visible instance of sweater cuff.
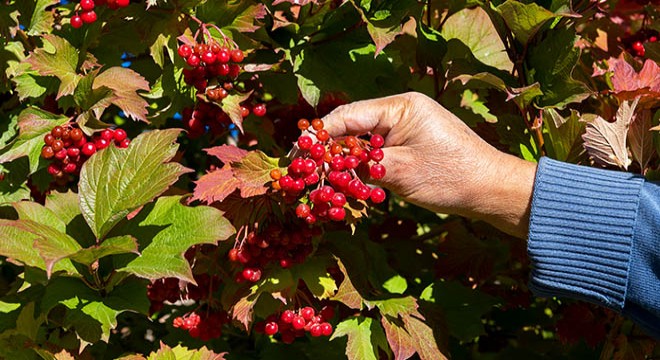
[527,157,644,311]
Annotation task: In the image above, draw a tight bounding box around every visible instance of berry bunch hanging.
[41,125,130,182]
[177,23,268,138]
[271,118,387,224]
[70,0,131,29]
[228,223,321,283]
[625,29,658,57]
[172,310,231,341]
[255,306,335,343]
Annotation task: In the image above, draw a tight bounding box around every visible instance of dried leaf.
[628,109,655,171]
[582,99,638,169]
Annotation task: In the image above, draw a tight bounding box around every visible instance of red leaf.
[381,317,416,360]
[232,151,279,198]
[93,67,151,122]
[272,0,319,5]
[401,315,449,360]
[192,165,240,204]
[610,58,660,107]
[205,145,249,164]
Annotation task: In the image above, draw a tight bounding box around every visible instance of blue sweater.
[528,157,660,339]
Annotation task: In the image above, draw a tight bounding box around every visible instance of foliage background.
[0,0,659,359]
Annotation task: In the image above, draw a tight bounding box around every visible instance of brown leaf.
[582,99,638,169]
[232,293,259,331]
[205,145,249,164]
[628,109,655,171]
[381,317,416,360]
[93,67,150,122]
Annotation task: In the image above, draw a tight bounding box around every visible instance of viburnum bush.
[0,0,658,359]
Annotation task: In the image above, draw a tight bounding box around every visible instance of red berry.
[178,44,192,59]
[281,310,295,323]
[187,54,201,67]
[230,49,245,63]
[201,51,216,64]
[44,134,55,145]
[67,147,80,158]
[369,163,386,179]
[253,104,267,117]
[310,324,323,337]
[330,155,345,171]
[41,146,55,159]
[82,143,96,156]
[63,163,77,174]
[304,172,319,185]
[70,128,84,141]
[95,138,110,150]
[297,135,313,150]
[370,148,384,162]
[311,119,324,130]
[632,41,644,51]
[264,322,278,336]
[320,322,333,336]
[296,203,311,218]
[51,126,64,138]
[217,48,231,63]
[300,307,315,320]
[316,129,329,142]
[118,138,131,148]
[292,316,306,330]
[71,15,83,28]
[309,143,326,160]
[116,0,130,7]
[328,207,346,221]
[100,129,114,141]
[47,163,61,176]
[370,134,385,148]
[298,119,310,130]
[54,149,67,160]
[370,188,386,204]
[331,192,347,207]
[51,139,64,152]
[80,10,97,24]
[113,128,127,142]
[650,36,658,42]
[240,106,250,118]
[80,0,95,11]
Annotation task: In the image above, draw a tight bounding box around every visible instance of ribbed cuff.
[527,157,644,311]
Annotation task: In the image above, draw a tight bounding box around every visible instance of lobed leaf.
[330,317,381,360]
[120,196,234,283]
[495,0,569,44]
[192,165,240,204]
[93,67,151,122]
[79,129,190,239]
[25,35,81,99]
[582,99,638,169]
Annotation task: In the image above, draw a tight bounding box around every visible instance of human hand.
[322,92,537,238]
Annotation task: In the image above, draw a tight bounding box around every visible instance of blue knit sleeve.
[527,157,659,338]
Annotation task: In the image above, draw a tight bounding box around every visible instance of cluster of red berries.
[626,31,658,57]
[146,273,220,314]
[172,310,231,341]
[270,118,387,224]
[229,223,320,283]
[70,0,130,29]
[41,125,129,182]
[255,306,334,343]
[177,39,267,137]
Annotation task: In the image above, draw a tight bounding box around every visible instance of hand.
[322,92,537,238]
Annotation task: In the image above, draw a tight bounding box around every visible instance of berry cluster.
[70,0,130,29]
[147,273,220,314]
[626,30,658,57]
[41,126,129,182]
[172,310,230,341]
[255,306,335,343]
[271,119,387,224]
[177,37,267,138]
[229,223,321,283]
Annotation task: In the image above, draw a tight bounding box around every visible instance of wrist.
[461,153,537,238]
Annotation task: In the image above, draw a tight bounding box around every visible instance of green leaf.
[78,129,191,239]
[331,317,380,360]
[13,201,66,233]
[527,28,590,108]
[73,70,112,111]
[416,23,447,69]
[0,219,79,276]
[69,236,139,266]
[370,296,418,317]
[420,281,497,342]
[146,343,226,360]
[543,108,585,163]
[495,0,562,44]
[220,91,252,133]
[42,277,149,342]
[24,0,59,35]
[330,258,364,310]
[460,89,498,123]
[232,150,281,198]
[119,196,234,283]
[441,7,513,72]
[0,159,30,205]
[0,107,69,174]
[293,256,337,300]
[25,35,81,99]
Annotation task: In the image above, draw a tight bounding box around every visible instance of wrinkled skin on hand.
[323,92,537,238]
